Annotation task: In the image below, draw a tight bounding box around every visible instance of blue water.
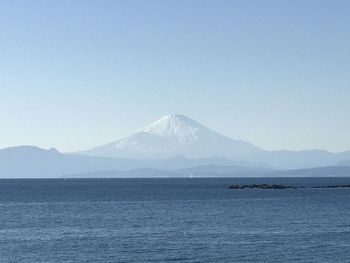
[1,177,350,262]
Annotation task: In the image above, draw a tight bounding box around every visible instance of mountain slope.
[79,114,263,159]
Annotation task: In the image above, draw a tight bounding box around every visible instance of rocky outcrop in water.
[312,185,350,188]
[228,184,295,189]
[228,184,350,190]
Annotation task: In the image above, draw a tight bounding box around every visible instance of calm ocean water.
[1,177,350,262]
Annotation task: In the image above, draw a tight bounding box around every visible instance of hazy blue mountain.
[243,150,350,169]
[67,169,176,178]
[116,155,268,170]
[77,114,263,159]
[1,145,350,178]
[64,165,273,178]
[0,146,265,178]
[339,161,350,166]
[280,166,350,177]
[64,165,350,178]
[337,152,350,166]
[174,165,273,177]
[0,146,141,178]
[0,146,81,178]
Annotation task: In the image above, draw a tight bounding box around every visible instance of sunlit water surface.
[1,177,350,262]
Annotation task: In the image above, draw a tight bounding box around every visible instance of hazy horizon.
[1,0,349,152]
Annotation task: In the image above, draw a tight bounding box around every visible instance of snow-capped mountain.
[79,114,263,159]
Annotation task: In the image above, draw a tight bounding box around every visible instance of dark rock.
[228,184,350,190]
[228,183,294,190]
[312,185,350,189]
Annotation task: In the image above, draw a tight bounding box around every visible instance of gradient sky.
[0,0,349,152]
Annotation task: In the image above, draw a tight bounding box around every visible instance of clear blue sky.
[0,0,349,152]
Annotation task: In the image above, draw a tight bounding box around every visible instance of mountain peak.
[79,114,263,159]
[148,114,201,126]
[141,114,204,139]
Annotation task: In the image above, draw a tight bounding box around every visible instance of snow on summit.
[79,114,263,159]
[140,114,201,142]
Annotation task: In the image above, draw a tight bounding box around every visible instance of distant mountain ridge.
[0,145,350,178]
[340,159,350,166]
[243,149,350,169]
[63,165,350,178]
[1,114,350,178]
[0,146,264,178]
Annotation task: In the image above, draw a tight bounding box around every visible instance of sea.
[1,177,350,263]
